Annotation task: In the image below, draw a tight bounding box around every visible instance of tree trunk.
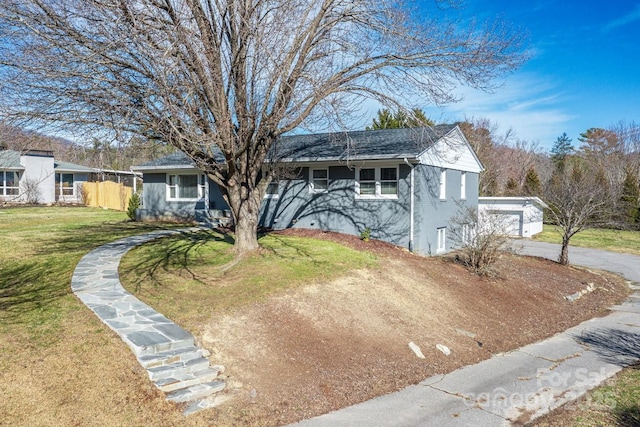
[224,177,265,255]
[234,211,260,253]
[558,236,570,265]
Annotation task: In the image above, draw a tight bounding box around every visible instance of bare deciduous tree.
[544,161,612,265]
[0,0,527,254]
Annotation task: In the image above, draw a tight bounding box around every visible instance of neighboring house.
[478,196,548,238]
[0,148,93,204]
[54,160,94,204]
[133,125,484,255]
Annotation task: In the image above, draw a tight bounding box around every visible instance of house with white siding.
[0,148,93,204]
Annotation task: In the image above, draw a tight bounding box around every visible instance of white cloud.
[603,4,640,32]
[421,74,576,146]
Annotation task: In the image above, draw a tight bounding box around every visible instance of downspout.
[403,158,415,252]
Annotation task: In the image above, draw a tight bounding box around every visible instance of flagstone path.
[71,228,225,415]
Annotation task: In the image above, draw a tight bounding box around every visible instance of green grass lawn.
[0,206,181,347]
[533,225,640,256]
[0,205,377,344]
[119,230,378,330]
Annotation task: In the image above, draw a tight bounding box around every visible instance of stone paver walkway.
[71,228,225,415]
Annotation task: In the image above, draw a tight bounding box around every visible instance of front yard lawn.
[534,225,640,256]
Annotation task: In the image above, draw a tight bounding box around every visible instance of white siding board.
[478,197,546,238]
[418,128,483,173]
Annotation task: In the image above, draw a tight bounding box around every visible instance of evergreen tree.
[550,133,573,172]
[522,167,541,196]
[620,168,640,228]
[366,108,434,130]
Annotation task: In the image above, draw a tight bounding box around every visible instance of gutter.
[403,158,415,252]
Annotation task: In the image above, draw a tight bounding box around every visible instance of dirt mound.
[200,232,630,426]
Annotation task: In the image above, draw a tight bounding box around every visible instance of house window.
[460,172,466,199]
[265,180,279,198]
[310,168,328,193]
[437,227,446,253]
[167,174,204,200]
[380,167,398,195]
[358,168,376,195]
[56,173,74,196]
[356,166,398,198]
[1,171,20,196]
[439,169,447,200]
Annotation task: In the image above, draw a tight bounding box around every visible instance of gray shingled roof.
[136,150,200,169]
[275,124,456,161]
[0,149,97,172]
[135,125,457,169]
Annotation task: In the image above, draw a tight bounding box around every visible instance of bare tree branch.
[0,0,527,252]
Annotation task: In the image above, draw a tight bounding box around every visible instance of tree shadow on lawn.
[1,221,230,324]
[37,221,190,256]
[0,257,72,325]
[613,404,640,427]
[120,229,235,292]
[574,328,640,427]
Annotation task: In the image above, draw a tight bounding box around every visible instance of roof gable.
[417,126,484,173]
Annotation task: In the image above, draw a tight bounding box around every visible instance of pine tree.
[550,133,573,172]
[366,108,434,130]
[522,167,541,196]
[620,168,640,228]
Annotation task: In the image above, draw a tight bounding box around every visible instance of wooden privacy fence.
[82,181,132,211]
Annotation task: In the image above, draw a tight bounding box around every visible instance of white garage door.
[488,210,523,237]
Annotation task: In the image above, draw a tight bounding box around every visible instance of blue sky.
[413,1,640,150]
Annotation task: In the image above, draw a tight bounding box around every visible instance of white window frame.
[56,173,75,197]
[460,172,466,200]
[309,168,329,193]
[439,169,447,200]
[1,171,20,196]
[437,227,446,253]
[355,166,399,199]
[166,173,205,201]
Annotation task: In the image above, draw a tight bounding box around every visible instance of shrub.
[78,183,90,206]
[449,205,512,276]
[360,227,371,242]
[126,192,140,221]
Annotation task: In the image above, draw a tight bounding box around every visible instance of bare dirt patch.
[196,230,630,426]
[1,230,629,427]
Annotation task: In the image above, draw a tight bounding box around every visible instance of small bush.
[126,192,140,221]
[21,178,42,204]
[78,183,90,206]
[360,227,371,242]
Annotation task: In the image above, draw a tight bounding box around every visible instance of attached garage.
[478,197,548,238]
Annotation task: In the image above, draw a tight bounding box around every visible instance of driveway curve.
[515,239,640,284]
[293,241,640,427]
